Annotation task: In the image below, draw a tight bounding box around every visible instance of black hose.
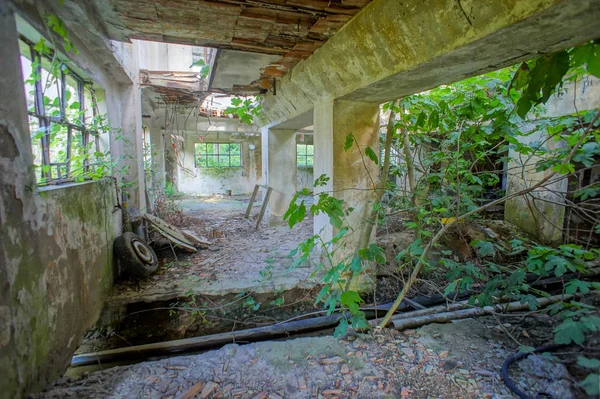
[501,343,565,399]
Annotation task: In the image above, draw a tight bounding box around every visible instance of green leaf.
[344,134,354,151]
[565,280,591,295]
[553,319,585,345]
[552,162,575,175]
[580,373,600,396]
[416,111,426,128]
[471,240,495,257]
[540,51,570,103]
[349,256,362,273]
[364,146,378,165]
[313,174,330,188]
[519,346,536,354]
[340,290,363,315]
[334,318,349,338]
[578,356,600,369]
[190,59,206,68]
[428,110,439,130]
[509,63,530,92]
[444,281,458,297]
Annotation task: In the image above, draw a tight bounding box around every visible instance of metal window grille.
[194,143,242,168]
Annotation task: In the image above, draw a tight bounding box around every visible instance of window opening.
[296,144,314,168]
[194,143,242,168]
[19,35,106,185]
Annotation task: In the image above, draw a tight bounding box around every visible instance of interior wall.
[1,5,134,398]
[177,131,262,196]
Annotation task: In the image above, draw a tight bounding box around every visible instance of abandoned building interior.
[2,0,600,398]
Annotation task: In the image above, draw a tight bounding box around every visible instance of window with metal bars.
[296,144,314,168]
[194,143,242,168]
[19,36,105,185]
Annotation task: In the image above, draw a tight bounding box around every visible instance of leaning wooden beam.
[255,186,273,229]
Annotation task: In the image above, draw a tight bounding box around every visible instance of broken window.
[296,144,314,168]
[19,36,106,185]
[194,143,242,168]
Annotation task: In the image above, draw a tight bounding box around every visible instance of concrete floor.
[106,194,320,307]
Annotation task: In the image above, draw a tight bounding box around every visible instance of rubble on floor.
[36,316,585,399]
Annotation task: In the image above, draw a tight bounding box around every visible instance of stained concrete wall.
[260,0,600,127]
[1,4,143,398]
[297,168,314,192]
[505,76,600,244]
[177,131,262,196]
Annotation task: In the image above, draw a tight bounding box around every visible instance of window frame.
[296,144,314,168]
[194,142,242,168]
[20,35,101,184]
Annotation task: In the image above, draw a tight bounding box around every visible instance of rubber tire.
[114,232,158,278]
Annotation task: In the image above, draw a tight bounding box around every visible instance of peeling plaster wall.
[0,6,124,398]
[177,132,262,196]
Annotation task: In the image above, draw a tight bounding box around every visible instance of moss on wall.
[2,181,118,398]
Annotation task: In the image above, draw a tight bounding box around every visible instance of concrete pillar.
[313,99,380,289]
[313,99,334,242]
[107,82,145,211]
[262,127,297,220]
[148,125,166,195]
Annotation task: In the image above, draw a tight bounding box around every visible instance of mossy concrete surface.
[0,9,119,399]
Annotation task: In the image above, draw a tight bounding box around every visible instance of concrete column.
[148,125,166,195]
[313,99,334,242]
[108,83,145,211]
[313,99,380,289]
[262,127,297,220]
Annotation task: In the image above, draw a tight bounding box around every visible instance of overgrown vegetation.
[281,41,600,395]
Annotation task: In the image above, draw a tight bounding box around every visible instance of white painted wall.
[176,131,262,195]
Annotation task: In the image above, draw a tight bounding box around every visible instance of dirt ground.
[36,314,591,399]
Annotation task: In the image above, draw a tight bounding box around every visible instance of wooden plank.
[144,213,197,252]
[245,184,260,219]
[181,229,212,247]
[255,186,272,229]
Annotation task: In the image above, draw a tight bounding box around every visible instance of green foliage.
[282,173,388,337]
[189,59,210,79]
[580,373,600,396]
[364,146,378,165]
[242,296,261,311]
[511,41,600,117]
[224,97,262,125]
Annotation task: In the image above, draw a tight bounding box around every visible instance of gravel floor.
[33,318,528,399]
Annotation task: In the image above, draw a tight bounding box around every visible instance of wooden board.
[144,213,197,253]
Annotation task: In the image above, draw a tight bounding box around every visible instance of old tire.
[114,232,158,278]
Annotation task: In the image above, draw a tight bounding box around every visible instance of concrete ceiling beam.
[260,0,600,127]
